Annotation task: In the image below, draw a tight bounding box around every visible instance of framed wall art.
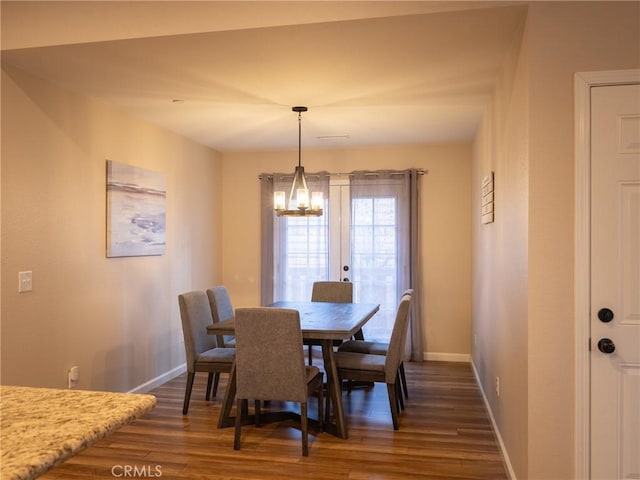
[106,160,166,257]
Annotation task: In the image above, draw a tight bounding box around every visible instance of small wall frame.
[481,172,495,224]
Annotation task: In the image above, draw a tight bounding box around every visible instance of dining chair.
[233,307,324,456]
[178,291,236,414]
[311,281,354,303]
[337,289,414,401]
[305,281,354,365]
[206,286,236,347]
[334,293,413,430]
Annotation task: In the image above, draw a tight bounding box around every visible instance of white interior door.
[590,83,640,479]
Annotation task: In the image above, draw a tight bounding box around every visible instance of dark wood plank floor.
[41,361,507,479]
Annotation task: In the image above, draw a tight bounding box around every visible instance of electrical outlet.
[495,376,500,397]
[68,366,80,389]
[18,271,33,293]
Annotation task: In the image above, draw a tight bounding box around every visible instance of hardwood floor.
[41,361,507,479]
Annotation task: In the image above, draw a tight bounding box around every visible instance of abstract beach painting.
[106,160,166,257]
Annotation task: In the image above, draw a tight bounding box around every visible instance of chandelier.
[273,106,323,217]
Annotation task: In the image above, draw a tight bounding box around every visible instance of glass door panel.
[350,195,399,342]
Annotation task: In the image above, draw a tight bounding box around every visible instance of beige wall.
[1,65,223,391]
[222,144,472,358]
[473,3,639,479]
[527,3,638,479]
[472,13,529,479]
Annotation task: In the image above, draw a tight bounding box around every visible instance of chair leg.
[399,362,409,399]
[324,383,331,425]
[386,382,400,430]
[234,398,243,450]
[183,371,195,415]
[212,372,220,397]
[317,383,324,432]
[301,401,309,456]
[396,379,404,411]
[254,400,261,427]
[308,345,313,365]
[205,373,214,401]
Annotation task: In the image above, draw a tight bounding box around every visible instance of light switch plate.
[18,271,33,293]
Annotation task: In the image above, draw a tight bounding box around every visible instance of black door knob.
[343,277,350,282]
[343,265,349,272]
[597,308,614,323]
[597,338,616,354]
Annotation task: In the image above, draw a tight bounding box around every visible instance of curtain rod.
[258,169,427,180]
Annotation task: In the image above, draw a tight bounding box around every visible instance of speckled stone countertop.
[0,385,156,480]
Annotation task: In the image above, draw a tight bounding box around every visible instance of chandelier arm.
[298,110,302,168]
[287,172,297,209]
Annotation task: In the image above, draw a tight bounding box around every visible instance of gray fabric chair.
[338,289,414,400]
[178,291,235,415]
[311,281,354,303]
[334,293,413,430]
[206,286,236,347]
[233,307,324,456]
[305,281,354,365]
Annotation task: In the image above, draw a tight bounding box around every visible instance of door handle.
[597,308,614,323]
[597,338,616,354]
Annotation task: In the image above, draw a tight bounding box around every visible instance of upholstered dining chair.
[311,281,354,303]
[206,286,236,347]
[178,291,236,415]
[337,289,414,401]
[334,293,413,430]
[305,281,354,365]
[233,307,324,456]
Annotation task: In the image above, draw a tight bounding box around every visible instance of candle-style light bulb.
[311,192,323,210]
[297,188,309,209]
[274,191,286,210]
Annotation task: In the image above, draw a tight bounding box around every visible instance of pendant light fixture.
[274,106,323,217]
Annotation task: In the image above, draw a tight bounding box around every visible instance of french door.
[275,176,404,343]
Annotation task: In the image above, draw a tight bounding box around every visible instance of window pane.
[274,203,329,301]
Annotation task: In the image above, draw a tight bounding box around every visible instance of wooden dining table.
[206,301,379,439]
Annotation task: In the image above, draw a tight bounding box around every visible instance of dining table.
[206,300,379,439]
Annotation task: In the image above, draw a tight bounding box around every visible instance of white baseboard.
[424,352,471,363]
[128,363,187,394]
[471,360,517,480]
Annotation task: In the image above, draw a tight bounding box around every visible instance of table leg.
[321,339,348,439]
[218,361,236,428]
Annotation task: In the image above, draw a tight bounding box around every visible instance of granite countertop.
[0,385,156,480]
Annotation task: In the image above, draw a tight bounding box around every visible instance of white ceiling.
[1,2,526,151]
